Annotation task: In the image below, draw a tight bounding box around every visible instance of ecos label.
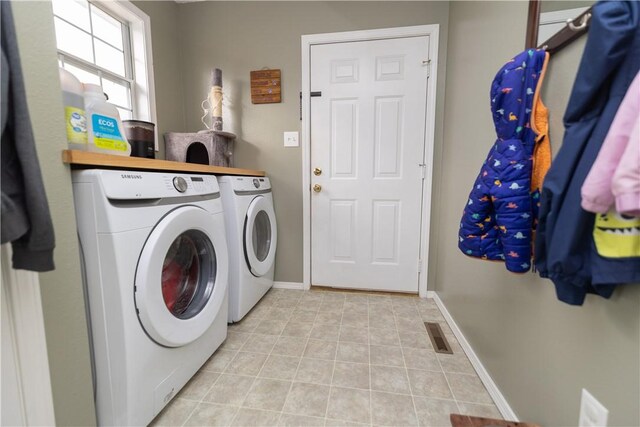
[92,114,128,151]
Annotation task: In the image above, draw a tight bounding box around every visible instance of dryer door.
[135,206,228,347]
[243,195,277,277]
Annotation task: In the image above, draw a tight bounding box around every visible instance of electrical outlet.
[284,131,299,147]
[579,389,609,427]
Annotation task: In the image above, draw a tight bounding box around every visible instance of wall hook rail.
[537,7,592,55]
[567,12,591,32]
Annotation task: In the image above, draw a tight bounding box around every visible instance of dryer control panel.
[224,176,271,192]
[93,170,220,200]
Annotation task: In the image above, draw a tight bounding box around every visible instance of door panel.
[330,200,356,262]
[331,99,358,178]
[372,200,400,264]
[376,55,405,81]
[374,96,404,178]
[310,36,429,292]
[332,59,359,83]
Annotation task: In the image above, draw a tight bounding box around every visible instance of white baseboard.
[431,292,519,422]
[273,281,305,290]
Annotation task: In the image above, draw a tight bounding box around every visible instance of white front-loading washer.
[218,176,277,322]
[72,169,228,426]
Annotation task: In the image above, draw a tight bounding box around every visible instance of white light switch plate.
[284,131,299,147]
[579,389,609,427]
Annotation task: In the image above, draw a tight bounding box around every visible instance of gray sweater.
[1,1,55,271]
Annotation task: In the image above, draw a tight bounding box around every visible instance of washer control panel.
[97,170,220,200]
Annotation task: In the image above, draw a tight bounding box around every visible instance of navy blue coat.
[535,1,640,305]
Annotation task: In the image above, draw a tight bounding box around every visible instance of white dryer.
[72,169,228,426]
[218,176,277,322]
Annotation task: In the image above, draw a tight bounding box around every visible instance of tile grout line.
[180,400,202,427]
[223,333,262,423]
[367,297,373,427]
[239,291,304,426]
[430,301,461,414]
[324,294,350,426]
[420,299,499,408]
[179,325,257,426]
[176,380,442,403]
[311,295,340,427]
[180,332,247,425]
[278,295,324,423]
[422,300,496,409]
[187,290,282,426]
[282,291,326,424]
[169,289,497,426]
[322,294,344,424]
[393,298,422,426]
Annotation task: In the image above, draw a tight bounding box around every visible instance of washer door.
[243,196,277,277]
[135,206,228,347]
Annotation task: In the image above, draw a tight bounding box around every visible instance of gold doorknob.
[313,167,322,176]
[313,184,322,193]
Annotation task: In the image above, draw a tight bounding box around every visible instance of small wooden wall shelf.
[61,150,265,177]
[250,69,281,104]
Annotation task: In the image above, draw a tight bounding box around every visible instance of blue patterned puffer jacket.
[458,49,550,273]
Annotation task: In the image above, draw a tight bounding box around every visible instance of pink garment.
[581,71,640,215]
[612,118,640,215]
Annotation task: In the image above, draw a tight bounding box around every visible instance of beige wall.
[175,1,450,283]
[133,0,186,159]
[11,1,96,425]
[438,2,640,426]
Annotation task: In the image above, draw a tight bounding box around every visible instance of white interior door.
[310,36,430,292]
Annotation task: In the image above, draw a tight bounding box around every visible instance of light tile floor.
[151,289,502,426]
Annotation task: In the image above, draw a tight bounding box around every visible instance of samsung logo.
[121,174,142,180]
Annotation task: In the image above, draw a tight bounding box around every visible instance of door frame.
[301,25,439,298]
[1,245,56,425]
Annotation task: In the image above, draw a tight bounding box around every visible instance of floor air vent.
[425,322,453,354]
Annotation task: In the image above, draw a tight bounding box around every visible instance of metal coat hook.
[567,12,591,31]
[537,7,592,55]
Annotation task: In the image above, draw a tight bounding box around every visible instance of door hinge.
[422,59,431,77]
[419,163,427,180]
[417,259,422,273]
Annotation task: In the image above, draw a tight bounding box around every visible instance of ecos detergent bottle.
[84,83,131,156]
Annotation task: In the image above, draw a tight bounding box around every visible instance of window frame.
[54,0,158,151]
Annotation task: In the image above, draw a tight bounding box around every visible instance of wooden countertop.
[61,150,265,177]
